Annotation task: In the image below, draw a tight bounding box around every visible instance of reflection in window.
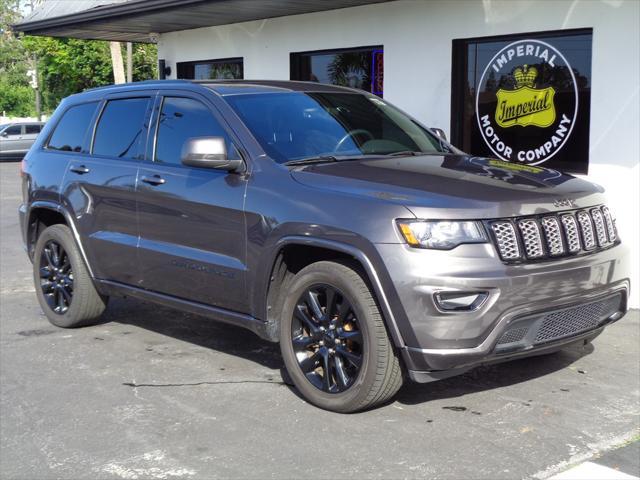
[177,58,244,80]
[291,46,384,96]
[155,97,234,165]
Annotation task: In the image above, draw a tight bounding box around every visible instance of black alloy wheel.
[291,284,364,393]
[39,240,74,314]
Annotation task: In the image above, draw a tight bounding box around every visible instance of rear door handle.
[140,174,166,186]
[70,165,90,174]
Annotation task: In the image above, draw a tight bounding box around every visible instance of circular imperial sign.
[475,39,579,165]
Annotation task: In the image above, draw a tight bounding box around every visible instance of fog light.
[434,291,488,312]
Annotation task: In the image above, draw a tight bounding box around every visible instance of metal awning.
[13,0,393,43]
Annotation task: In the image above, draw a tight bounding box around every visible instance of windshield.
[0,124,9,133]
[225,92,446,163]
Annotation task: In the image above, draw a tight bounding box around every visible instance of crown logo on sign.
[513,64,537,88]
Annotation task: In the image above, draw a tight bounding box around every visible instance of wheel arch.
[260,236,406,349]
[26,201,94,278]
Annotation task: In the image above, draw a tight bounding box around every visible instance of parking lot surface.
[1,162,639,479]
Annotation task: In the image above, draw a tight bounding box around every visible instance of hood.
[290,154,605,219]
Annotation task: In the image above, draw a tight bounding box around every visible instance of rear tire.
[280,260,403,412]
[33,224,107,328]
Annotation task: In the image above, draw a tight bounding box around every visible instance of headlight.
[397,220,487,250]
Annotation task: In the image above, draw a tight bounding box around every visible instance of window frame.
[148,89,247,171]
[176,57,244,80]
[89,93,155,161]
[290,45,384,96]
[44,100,101,155]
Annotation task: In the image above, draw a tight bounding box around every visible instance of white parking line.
[550,462,639,480]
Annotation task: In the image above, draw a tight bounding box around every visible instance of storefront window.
[451,29,592,173]
[290,46,384,96]
[176,58,243,80]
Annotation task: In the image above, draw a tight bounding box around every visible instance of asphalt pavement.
[1,162,638,479]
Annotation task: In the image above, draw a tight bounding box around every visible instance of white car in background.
[0,122,45,161]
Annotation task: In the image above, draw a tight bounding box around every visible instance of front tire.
[33,224,107,328]
[280,261,403,412]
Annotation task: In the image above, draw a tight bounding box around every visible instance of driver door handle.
[70,165,90,174]
[140,174,166,186]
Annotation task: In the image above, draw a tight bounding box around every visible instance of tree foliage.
[1,0,157,117]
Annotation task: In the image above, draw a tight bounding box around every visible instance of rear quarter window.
[47,102,99,152]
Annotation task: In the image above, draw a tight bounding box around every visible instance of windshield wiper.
[283,155,339,166]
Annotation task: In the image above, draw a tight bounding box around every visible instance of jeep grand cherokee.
[19,80,630,412]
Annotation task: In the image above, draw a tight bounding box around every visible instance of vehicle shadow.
[101,297,283,370]
[101,296,596,406]
[395,343,595,406]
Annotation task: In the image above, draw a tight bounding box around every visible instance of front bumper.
[375,242,631,380]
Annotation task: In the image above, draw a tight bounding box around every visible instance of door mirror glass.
[431,128,447,142]
[181,137,243,171]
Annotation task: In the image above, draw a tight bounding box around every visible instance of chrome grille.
[577,211,596,250]
[518,219,544,259]
[491,221,520,260]
[541,216,565,256]
[489,205,618,263]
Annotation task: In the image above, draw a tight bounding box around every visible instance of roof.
[13,0,393,43]
[77,79,361,98]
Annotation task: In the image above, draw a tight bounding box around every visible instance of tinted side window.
[93,98,150,160]
[48,102,98,152]
[25,124,41,134]
[155,97,236,165]
[4,125,22,136]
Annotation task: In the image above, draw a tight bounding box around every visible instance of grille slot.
[518,219,545,259]
[577,210,596,250]
[491,221,520,261]
[533,295,622,344]
[489,205,618,263]
[601,206,617,242]
[591,208,608,247]
[561,214,582,253]
[541,216,565,256]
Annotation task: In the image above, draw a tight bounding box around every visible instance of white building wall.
[159,0,640,307]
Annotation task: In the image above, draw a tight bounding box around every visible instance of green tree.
[1,0,158,116]
[0,0,35,116]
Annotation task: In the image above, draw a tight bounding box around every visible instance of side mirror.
[180,137,244,172]
[1,131,8,138]
[431,128,447,142]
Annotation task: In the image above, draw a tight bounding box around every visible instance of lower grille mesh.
[495,293,623,350]
[534,296,621,344]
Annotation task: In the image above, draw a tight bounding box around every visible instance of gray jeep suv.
[19,80,630,412]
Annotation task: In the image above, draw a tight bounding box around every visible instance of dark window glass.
[25,124,41,134]
[47,102,98,152]
[451,29,592,173]
[4,125,21,135]
[155,97,236,165]
[226,92,444,163]
[177,58,244,80]
[93,98,150,160]
[291,46,384,96]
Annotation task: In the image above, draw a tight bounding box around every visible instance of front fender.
[252,233,418,351]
